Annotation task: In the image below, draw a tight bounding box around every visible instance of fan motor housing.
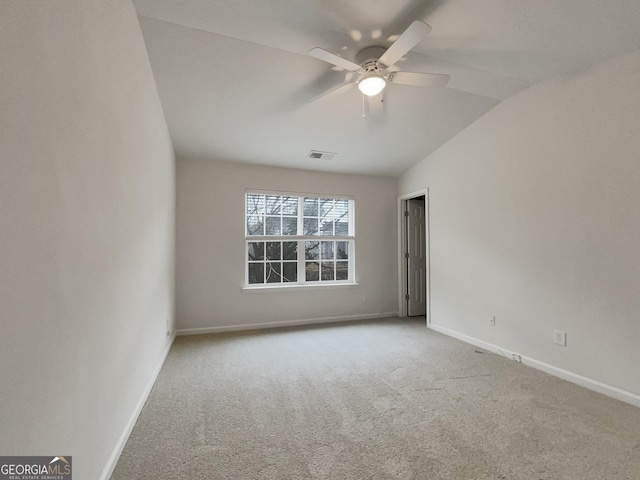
[355,46,387,67]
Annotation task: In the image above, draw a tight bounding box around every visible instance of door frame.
[397,188,430,325]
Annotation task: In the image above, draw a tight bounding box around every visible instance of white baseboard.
[176,312,399,336]
[428,324,640,409]
[99,333,176,480]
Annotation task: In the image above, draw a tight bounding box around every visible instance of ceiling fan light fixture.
[358,75,386,96]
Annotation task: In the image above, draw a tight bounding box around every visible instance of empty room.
[2,1,640,479]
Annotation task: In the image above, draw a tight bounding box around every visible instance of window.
[246,192,354,286]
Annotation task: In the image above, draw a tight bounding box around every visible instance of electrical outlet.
[512,354,522,363]
[166,316,172,337]
[554,330,567,346]
[489,316,495,326]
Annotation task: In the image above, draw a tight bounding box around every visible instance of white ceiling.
[133,0,640,176]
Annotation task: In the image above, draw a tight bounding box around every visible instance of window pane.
[305,261,319,281]
[266,262,281,283]
[265,195,281,215]
[246,194,265,215]
[247,216,264,236]
[248,242,264,261]
[303,197,318,216]
[282,242,297,261]
[282,262,297,282]
[248,263,264,284]
[282,217,297,235]
[334,200,348,219]
[321,262,335,281]
[266,242,281,260]
[282,196,298,215]
[320,198,334,217]
[246,193,353,287]
[336,241,348,259]
[334,220,348,236]
[336,261,349,280]
[319,218,333,236]
[305,241,319,260]
[265,216,281,235]
[303,218,318,236]
[321,241,334,260]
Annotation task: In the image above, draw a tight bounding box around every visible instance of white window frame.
[244,190,356,289]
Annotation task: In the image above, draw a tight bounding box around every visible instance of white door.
[407,198,426,316]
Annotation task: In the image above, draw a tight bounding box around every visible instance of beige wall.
[176,159,398,331]
[0,2,175,478]
[399,51,640,399]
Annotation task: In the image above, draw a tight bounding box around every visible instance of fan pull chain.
[362,94,366,118]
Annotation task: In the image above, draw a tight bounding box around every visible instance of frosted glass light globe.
[358,75,386,96]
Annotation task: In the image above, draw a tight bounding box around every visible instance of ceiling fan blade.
[308,48,362,72]
[378,21,432,68]
[307,82,356,106]
[388,71,450,87]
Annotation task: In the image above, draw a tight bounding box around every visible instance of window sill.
[242,282,359,293]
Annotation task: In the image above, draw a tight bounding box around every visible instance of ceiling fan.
[308,21,450,105]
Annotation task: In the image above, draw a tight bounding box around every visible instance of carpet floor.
[111,318,640,479]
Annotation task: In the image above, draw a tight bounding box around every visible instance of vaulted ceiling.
[133,0,640,176]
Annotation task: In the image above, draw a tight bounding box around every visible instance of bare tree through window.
[246,193,353,285]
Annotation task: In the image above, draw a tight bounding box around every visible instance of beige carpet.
[111,318,640,479]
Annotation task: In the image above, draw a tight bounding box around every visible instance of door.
[407,198,426,316]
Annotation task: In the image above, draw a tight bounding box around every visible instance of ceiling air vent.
[307,150,336,160]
